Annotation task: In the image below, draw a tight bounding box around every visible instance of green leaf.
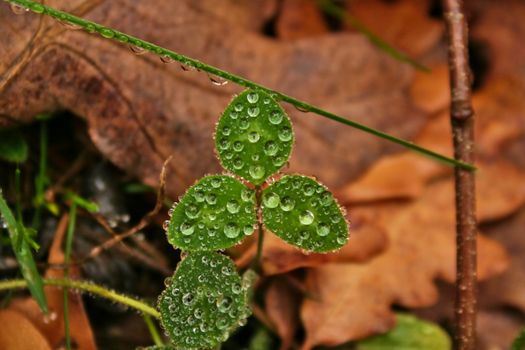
[158,251,250,350]
[0,128,28,163]
[356,313,451,350]
[166,175,256,251]
[215,89,294,185]
[0,189,48,313]
[262,175,348,252]
[137,346,177,350]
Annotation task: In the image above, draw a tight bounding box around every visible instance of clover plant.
[159,89,349,349]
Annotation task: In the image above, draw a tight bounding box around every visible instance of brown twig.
[442,1,477,349]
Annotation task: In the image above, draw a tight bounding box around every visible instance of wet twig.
[442,1,477,349]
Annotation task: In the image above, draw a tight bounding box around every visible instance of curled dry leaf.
[265,278,301,350]
[0,0,424,197]
[0,310,51,350]
[235,210,387,275]
[300,159,524,349]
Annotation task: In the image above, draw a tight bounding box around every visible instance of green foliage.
[167,175,256,251]
[262,175,348,252]
[215,89,294,185]
[0,128,28,163]
[356,314,451,350]
[513,328,525,350]
[158,251,250,350]
[0,190,48,313]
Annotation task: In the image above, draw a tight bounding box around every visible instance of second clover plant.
[160,89,349,349]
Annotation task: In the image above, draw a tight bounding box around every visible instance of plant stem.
[253,186,265,271]
[0,278,160,319]
[63,203,77,350]
[442,1,477,349]
[143,314,164,347]
[3,0,476,171]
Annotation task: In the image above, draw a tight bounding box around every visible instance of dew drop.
[248,131,260,143]
[208,228,217,237]
[221,266,233,276]
[211,178,221,188]
[273,156,286,167]
[337,235,347,245]
[216,318,228,330]
[162,220,170,230]
[182,293,195,305]
[299,210,315,225]
[331,214,342,223]
[180,222,195,236]
[85,24,96,33]
[320,192,332,206]
[278,126,293,142]
[116,34,128,43]
[241,189,254,202]
[251,154,260,161]
[194,191,205,202]
[234,103,244,112]
[29,3,45,14]
[10,4,28,14]
[229,112,239,120]
[294,104,310,113]
[224,151,234,160]
[233,141,244,152]
[60,21,82,30]
[263,192,280,208]
[280,197,295,211]
[208,73,228,86]
[224,223,240,238]
[226,200,240,214]
[129,44,146,55]
[303,184,315,196]
[233,158,244,169]
[217,296,233,312]
[218,138,230,150]
[269,110,283,125]
[243,225,255,236]
[222,126,231,136]
[317,223,330,236]
[249,165,265,180]
[100,28,115,38]
[247,92,259,103]
[160,55,174,63]
[247,107,260,117]
[239,118,250,130]
[264,141,278,156]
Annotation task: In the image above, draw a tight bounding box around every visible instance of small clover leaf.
[215,89,294,185]
[166,175,256,251]
[262,175,348,252]
[158,251,250,350]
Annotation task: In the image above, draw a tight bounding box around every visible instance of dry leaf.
[265,278,301,350]
[300,159,523,349]
[410,64,450,114]
[277,0,328,40]
[0,0,425,197]
[0,310,52,350]
[345,0,444,57]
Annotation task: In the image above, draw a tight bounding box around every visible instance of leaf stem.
[143,314,164,347]
[0,278,160,319]
[3,0,475,171]
[253,186,265,271]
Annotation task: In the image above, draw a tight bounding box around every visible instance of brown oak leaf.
[299,159,524,349]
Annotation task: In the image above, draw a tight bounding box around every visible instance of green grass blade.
[0,189,48,313]
[63,202,77,350]
[2,0,474,171]
[317,0,430,72]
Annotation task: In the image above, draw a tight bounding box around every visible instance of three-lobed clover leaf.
[215,89,294,185]
[262,175,348,252]
[158,251,250,350]
[166,175,257,251]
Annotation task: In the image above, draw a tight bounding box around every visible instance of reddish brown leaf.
[277,0,328,40]
[300,159,523,349]
[0,310,51,350]
[0,0,425,197]
[265,279,301,350]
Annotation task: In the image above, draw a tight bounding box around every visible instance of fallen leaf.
[345,0,444,57]
[265,278,300,350]
[0,0,425,197]
[277,0,328,40]
[410,64,450,114]
[300,159,523,349]
[0,310,51,350]
[477,310,525,350]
